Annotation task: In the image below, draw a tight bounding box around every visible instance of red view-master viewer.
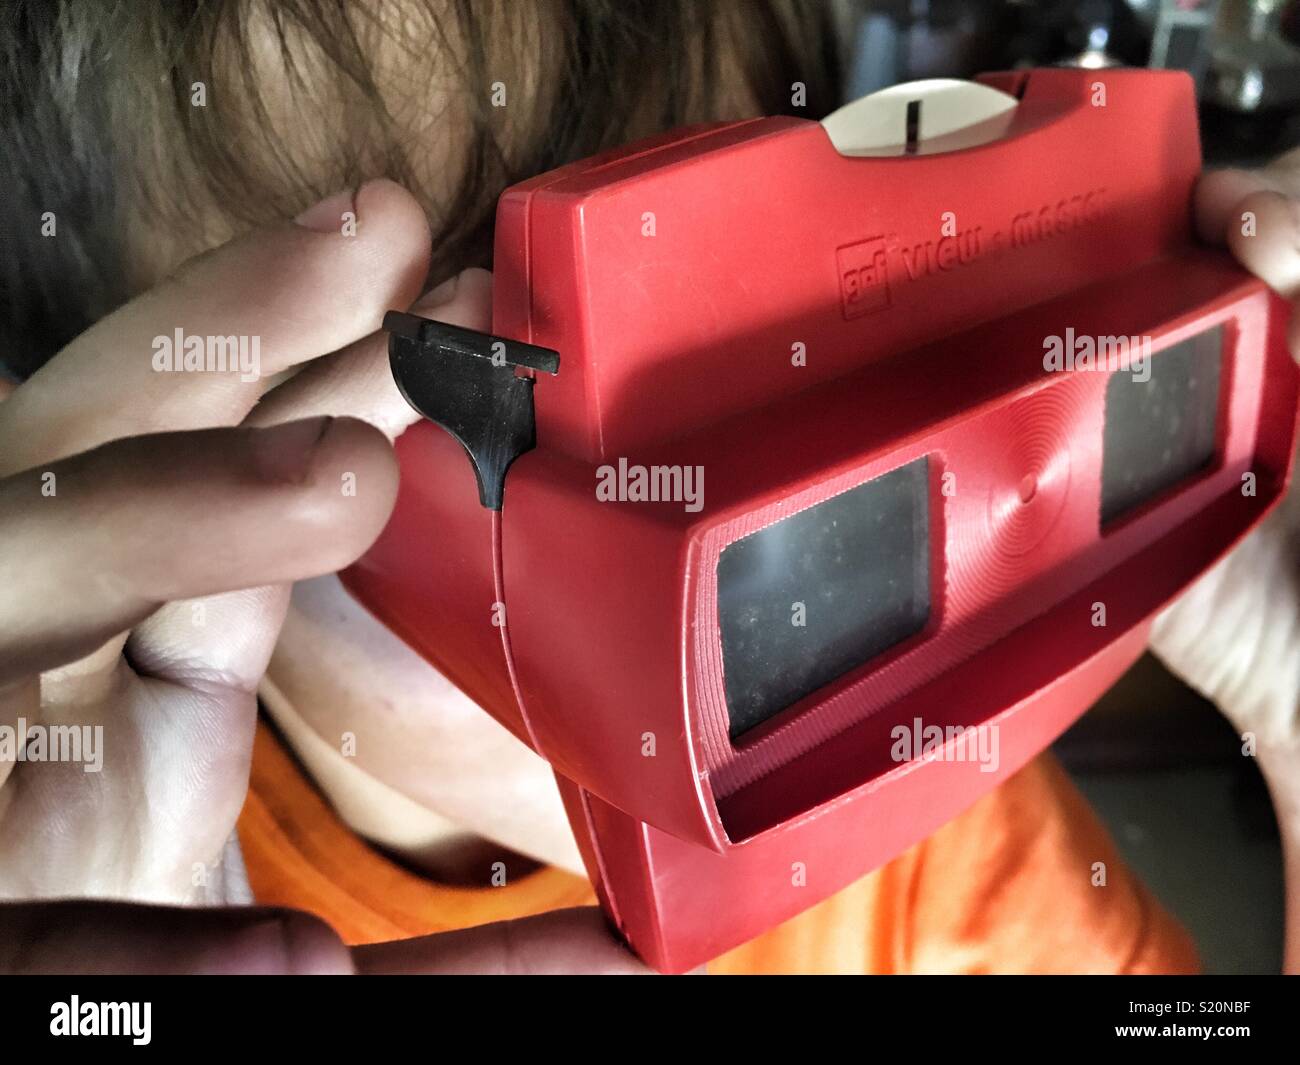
[344,68,1299,972]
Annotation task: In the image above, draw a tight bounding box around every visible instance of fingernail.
[251,416,334,483]
[294,189,355,233]
[420,271,463,309]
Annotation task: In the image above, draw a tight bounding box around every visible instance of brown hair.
[0,0,843,379]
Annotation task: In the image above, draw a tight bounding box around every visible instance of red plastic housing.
[343,68,1299,972]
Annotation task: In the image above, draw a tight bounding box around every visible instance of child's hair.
[0,0,843,379]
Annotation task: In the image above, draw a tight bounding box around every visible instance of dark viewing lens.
[1101,326,1222,526]
[717,458,930,739]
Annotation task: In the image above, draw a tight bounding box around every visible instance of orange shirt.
[238,721,1199,974]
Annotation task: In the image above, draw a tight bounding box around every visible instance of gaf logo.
[837,236,891,318]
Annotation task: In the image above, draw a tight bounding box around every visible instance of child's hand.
[1150,152,1300,761]
[0,179,420,902]
[0,179,643,972]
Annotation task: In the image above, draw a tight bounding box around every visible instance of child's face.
[266,573,586,877]
[107,5,775,882]
[100,18,571,880]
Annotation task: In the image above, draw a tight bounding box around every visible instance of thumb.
[1196,150,1300,351]
[0,901,352,975]
[0,902,651,975]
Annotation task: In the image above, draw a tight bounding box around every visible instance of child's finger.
[0,179,431,477]
[245,268,493,441]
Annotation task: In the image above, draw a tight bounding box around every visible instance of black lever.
[384,311,560,510]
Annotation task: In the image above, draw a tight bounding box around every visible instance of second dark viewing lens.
[1101,326,1222,526]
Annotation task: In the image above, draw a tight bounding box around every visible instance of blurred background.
[836,0,1299,971]
[841,0,1300,163]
